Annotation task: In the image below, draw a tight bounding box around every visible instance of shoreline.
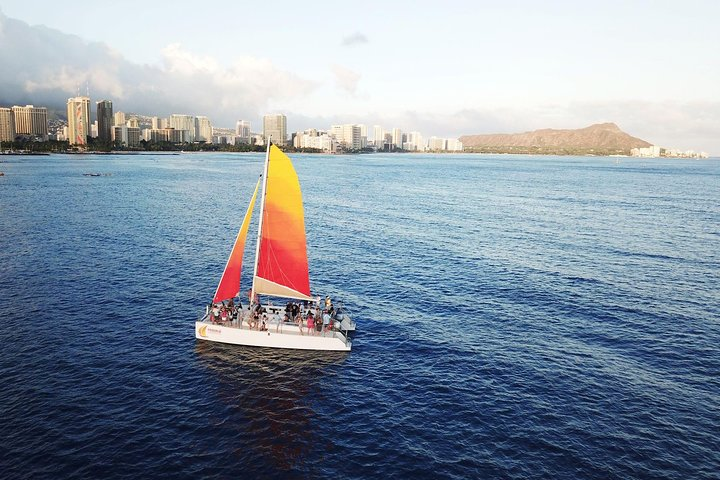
[1,149,715,159]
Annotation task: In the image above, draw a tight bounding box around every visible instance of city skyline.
[0,2,719,153]
[0,94,710,156]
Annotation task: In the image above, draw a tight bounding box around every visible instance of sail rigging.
[212,177,261,302]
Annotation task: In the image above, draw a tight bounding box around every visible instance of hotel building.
[12,105,48,141]
[67,97,90,145]
[263,114,287,146]
[0,107,16,142]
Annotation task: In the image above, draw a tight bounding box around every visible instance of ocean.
[0,153,718,479]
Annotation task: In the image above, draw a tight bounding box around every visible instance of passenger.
[220,307,228,324]
[295,313,304,335]
[325,295,332,309]
[322,310,331,334]
[306,313,315,336]
[260,314,268,331]
[315,312,323,334]
[212,304,220,323]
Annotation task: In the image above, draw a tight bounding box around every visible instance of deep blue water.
[0,153,718,479]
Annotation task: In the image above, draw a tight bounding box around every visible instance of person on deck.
[295,312,304,335]
[322,310,331,334]
[315,313,323,334]
[249,310,259,330]
[306,313,315,336]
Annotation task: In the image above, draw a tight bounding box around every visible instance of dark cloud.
[341,32,368,46]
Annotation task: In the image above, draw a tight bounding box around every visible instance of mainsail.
[213,178,261,302]
[252,144,313,301]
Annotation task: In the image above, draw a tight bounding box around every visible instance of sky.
[1,0,719,153]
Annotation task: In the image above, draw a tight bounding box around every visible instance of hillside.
[460,123,652,155]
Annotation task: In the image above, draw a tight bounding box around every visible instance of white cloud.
[0,12,318,125]
[330,65,361,95]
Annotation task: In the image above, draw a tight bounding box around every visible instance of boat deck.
[196,314,352,351]
[199,315,347,339]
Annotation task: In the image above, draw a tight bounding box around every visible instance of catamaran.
[195,142,355,351]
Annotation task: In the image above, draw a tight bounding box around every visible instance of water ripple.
[0,154,718,479]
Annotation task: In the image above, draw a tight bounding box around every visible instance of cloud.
[330,65,361,95]
[0,11,318,126]
[341,32,368,46]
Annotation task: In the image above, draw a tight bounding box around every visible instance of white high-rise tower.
[67,97,90,145]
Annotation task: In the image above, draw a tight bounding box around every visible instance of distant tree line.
[0,138,326,154]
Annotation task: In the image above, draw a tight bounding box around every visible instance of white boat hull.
[195,320,352,351]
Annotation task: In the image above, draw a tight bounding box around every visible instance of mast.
[250,138,271,305]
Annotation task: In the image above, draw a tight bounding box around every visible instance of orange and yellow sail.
[213,178,260,302]
[253,145,313,300]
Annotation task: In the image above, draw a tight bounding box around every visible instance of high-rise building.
[67,97,90,145]
[446,138,463,152]
[170,114,196,142]
[428,136,447,151]
[236,120,251,138]
[0,107,16,143]
[114,111,126,126]
[151,117,160,130]
[405,131,423,152]
[392,128,402,150]
[373,125,383,149]
[112,125,128,145]
[330,124,362,150]
[263,113,287,146]
[127,127,141,147]
[12,105,48,141]
[358,124,368,149]
[96,100,113,142]
[195,116,212,142]
[294,131,336,152]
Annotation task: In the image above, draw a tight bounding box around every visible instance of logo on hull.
[198,325,221,337]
